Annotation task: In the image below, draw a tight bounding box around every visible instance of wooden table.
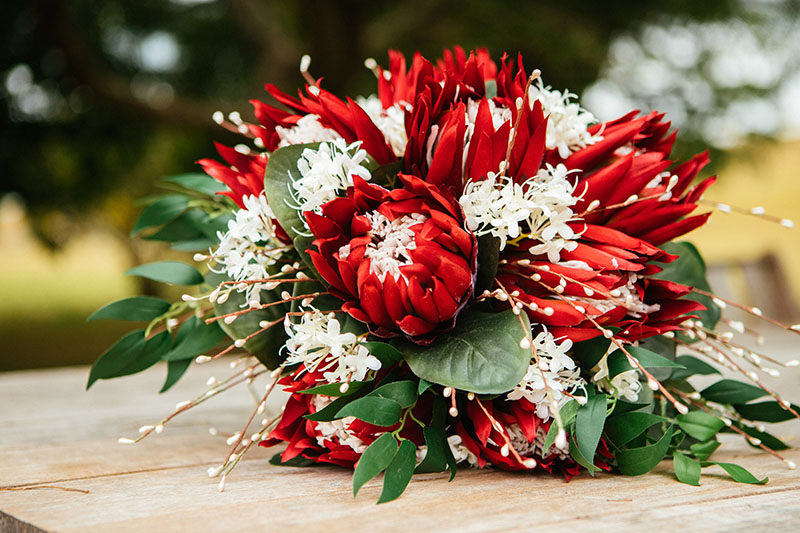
[2,358,799,532]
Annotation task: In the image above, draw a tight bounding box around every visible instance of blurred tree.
[2,0,739,248]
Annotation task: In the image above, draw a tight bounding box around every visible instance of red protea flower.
[305,173,478,341]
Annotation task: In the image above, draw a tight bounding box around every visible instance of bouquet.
[90,46,799,503]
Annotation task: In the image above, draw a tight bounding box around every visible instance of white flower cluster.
[576,273,661,318]
[528,79,602,159]
[592,353,642,403]
[507,330,586,421]
[358,95,409,158]
[289,139,372,218]
[360,211,427,283]
[283,308,381,384]
[459,163,580,260]
[276,114,342,148]
[208,193,282,303]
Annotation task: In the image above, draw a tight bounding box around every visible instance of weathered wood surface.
[2,352,799,532]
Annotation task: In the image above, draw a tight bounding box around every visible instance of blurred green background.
[2,0,800,371]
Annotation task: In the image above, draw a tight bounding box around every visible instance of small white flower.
[207,192,283,303]
[288,139,372,220]
[360,211,428,283]
[283,308,381,384]
[507,329,585,421]
[528,79,602,158]
[591,346,642,402]
[357,95,409,157]
[276,114,342,147]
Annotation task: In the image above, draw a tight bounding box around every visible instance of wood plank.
[1,342,799,531]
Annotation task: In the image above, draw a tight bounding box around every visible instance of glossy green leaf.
[638,335,677,380]
[569,433,601,474]
[734,401,799,423]
[576,394,607,466]
[654,242,721,331]
[673,452,701,486]
[418,379,433,396]
[701,462,768,484]
[353,433,398,497]
[615,425,673,476]
[88,296,171,322]
[605,412,667,447]
[336,396,403,427]
[543,400,580,454]
[700,379,769,404]
[415,427,448,474]
[607,346,685,379]
[262,143,322,275]
[162,173,224,196]
[368,381,417,408]
[378,439,417,504]
[160,358,192,393]
[87,330,170,388]
[690,439,721,461]
[671,355,721,381]
[739,424,789,451]
[676,411,725,441]
[401,308,530,394]
[161,316,226,361]
[131,195,188,236]
[126,261,204,286]
[299,380,371,397]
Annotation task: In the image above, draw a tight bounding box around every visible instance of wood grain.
[1,356,799,532]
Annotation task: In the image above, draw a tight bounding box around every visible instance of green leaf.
[734,401,799,423]
[353,433,398,497]
[361,342,404,367]
[262,143,322,276]
[569,433,601,474]
[605,412,667,447]
[738,424,789,451]
[131,195,188,236]
[607,346,685,379]
[639,335,678,381]
[701,462,768,485]
[162,173,224,196]
[88,296,171,322]
[475,234,500,293]
[161,358,192,393]
[613,399,654,415]
[671,355,721,381]
[269,452,315,467]
[87,330,170,388]
[162,317,227,361]
[576,394,607,465]
[368,381,417,408]
[690,440,720,461]
[400,308,530,394]
[126,261,204,286]
[415,427,448,474]
[142,210,207,243]
[418,379,433,396]
[543,400,580,454]
[207,271,289,369]
[654,242,721,331]
[336,396,403,427]
[615,425,673,476]
[571,335,611,370]
[378,439,416,504]
[676,411,725,441]
[299,380,371,397]
[700,379,769,405]
[673,452,702,486]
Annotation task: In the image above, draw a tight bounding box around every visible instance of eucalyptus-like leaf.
[88,296,171,322]
[575,394,607,466]
[126,261,204,286]
[335,396,403,426]
[700,379,769,405]
[353,433,398,497]
[378,440,416,504]
[673,452,701,486]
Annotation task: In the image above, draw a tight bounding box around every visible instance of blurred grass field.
[1,140,798,371]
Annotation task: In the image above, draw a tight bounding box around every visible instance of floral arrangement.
[90,47,799,503]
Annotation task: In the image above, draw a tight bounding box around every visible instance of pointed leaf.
[677,411,725,441]
[734,401,800,423]
[673,452,701,486]
[615,425,673,476]
[607,346,685,379]
[576,394,607,465]
[701,379,768,404]
[353,433,397,496]
[161,358,192,393]
[701,462,768,485]
[368,381,417,408]
[336,396,403,426]
[605,412,667,447]
[162,317,227,361]
[378,439,416,503]
[126,261,204,286]
[131,195,188,236]
[671,355,721,380]
[88,297,171,322]
[690,440,721,461]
